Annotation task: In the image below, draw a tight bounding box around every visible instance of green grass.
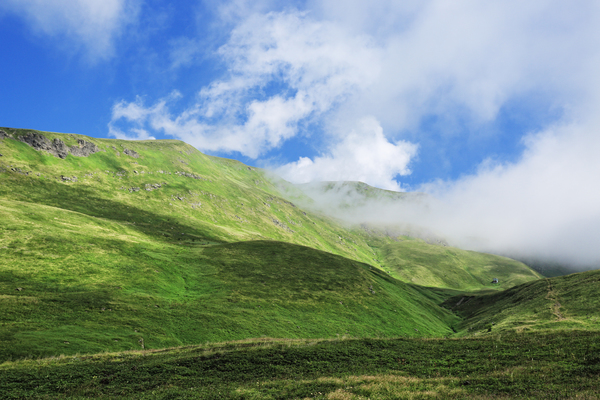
[0,127,386,265]
[381,239,542,290]
[444,269,600,335]
[0,127,543,361]
[0,197,460,361]
[1,330,599,399]
[4,127,597,398]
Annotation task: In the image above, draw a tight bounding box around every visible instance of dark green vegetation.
[1,127,599,398]
[2,331,599,399]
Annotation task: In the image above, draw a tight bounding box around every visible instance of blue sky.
[2,0,600,265]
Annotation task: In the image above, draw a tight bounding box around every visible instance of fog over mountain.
[296,122,600,271]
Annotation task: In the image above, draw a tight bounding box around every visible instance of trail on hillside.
[545,278,565,321]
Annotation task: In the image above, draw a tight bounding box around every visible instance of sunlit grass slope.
[0,198,459,361]
[0,127,380,265]
[2,331,599,399]
[444,269,600,335]
[381,238,542,290]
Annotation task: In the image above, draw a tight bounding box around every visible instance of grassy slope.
[1,331,599,399]
[0,127,549,362]
[444,269,600,335]
[0,198,459,361]
[0,128,379,264]
[381,238,543,291]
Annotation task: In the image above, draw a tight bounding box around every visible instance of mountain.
[0,127,541,361]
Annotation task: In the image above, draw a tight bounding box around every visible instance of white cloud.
[110,10,382,158]
[1,0,139,61]
[276,117,417,191]
[415,118,600,266]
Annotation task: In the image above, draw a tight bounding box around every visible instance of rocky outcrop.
[70,139,100,157]
[18,132,100,159]
[18,132,68,158]
[123,148,140,158]
[144,183,163,191]
[271,218,295,233]
[0,130,9,139]
[53,138,69,158]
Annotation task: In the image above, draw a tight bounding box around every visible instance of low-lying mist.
[291,121,600,272]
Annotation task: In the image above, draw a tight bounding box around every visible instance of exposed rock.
[175,171,205,180]
[18,132,98,159]
[52,138,69,158]
[69,139,100,157]
[10,167,29,175]
[144,183,163,191]
[61,175,78,182]
[123,148,140,158]
[19,132,56,156]
[0,130,9,139]
[15,287,23,291]
[129,187,141,192]
[271,218,295,233]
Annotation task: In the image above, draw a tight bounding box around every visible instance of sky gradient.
[2,0,600,266]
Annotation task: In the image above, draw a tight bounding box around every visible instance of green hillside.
[0,127,547,362]
[380,239,542,290]
[2,127,600,398]
[0,202,458,360]
[0,127,379,265]
[445,268,600,335]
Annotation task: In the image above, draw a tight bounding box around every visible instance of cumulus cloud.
[110,9,382,158]
[1,0,139,61]
[276,117,417,191]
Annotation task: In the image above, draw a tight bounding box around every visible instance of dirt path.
[545,279,565,320]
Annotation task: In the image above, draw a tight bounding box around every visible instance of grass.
[381,239,542,290]
[3,127,599,398]
[1,330,599,399]
[444,269,600,335]
[0,196,459,361]
[0,127,544,361]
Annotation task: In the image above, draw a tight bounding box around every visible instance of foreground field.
[1,331,599,399]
